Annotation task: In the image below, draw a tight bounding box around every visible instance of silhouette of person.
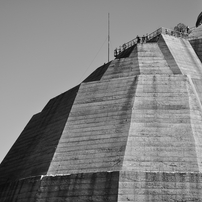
[187,26,189,33]
[137,35,140,43]
[114,48,118,57]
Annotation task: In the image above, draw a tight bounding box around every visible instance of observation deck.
[114,27,189,58]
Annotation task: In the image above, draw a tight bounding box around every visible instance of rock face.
[1,33,202,201]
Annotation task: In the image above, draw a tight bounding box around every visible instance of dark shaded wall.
[190,38,202,63]
[0,85,79,184]
[0,172,119,202]
[83,62,111,82]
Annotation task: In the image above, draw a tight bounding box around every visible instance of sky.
[0,0,202,163]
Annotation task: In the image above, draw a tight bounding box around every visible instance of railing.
[114,27,190,57]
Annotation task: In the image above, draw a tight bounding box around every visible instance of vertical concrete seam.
[117,76,138,202]
[121,76,138,171]
[134,45,140,75]
[136,44,140,75]
[158,34,182,75]
[187,75,202,172]
[189,38,202,64]
[187,75,202,112]
[185,40,202,78]
[46,85,81,175]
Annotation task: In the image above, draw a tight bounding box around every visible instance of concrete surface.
[1,33,202,201]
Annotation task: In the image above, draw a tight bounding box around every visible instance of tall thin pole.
[108,13,110,62]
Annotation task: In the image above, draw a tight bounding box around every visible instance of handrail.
[114,27,189,57]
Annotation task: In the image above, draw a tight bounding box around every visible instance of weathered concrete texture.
[1,171,202,202]
[160,34,202,79]
[47,77,138,175]
[137,43,172,75]
[122,75,202,173]
[101,46,139,80]
[190,38,202,64]
[0,176,41,202]
[102,43,173,80]
[37,172,119,202]
[158,36,182,74]
[1,34,202,201]
[192,78,202,104]
[0,172,119,202]
[118,171,202,202]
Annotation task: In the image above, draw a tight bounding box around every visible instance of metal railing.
[114,27,190,57]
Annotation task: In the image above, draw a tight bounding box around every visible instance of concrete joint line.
[187,75,202,172]
[187,75,202,113]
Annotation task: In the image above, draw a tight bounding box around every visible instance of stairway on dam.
[1,31,202,201]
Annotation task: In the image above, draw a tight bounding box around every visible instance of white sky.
[0,0,202,163]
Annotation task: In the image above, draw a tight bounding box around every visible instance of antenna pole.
[108,13,110,62]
